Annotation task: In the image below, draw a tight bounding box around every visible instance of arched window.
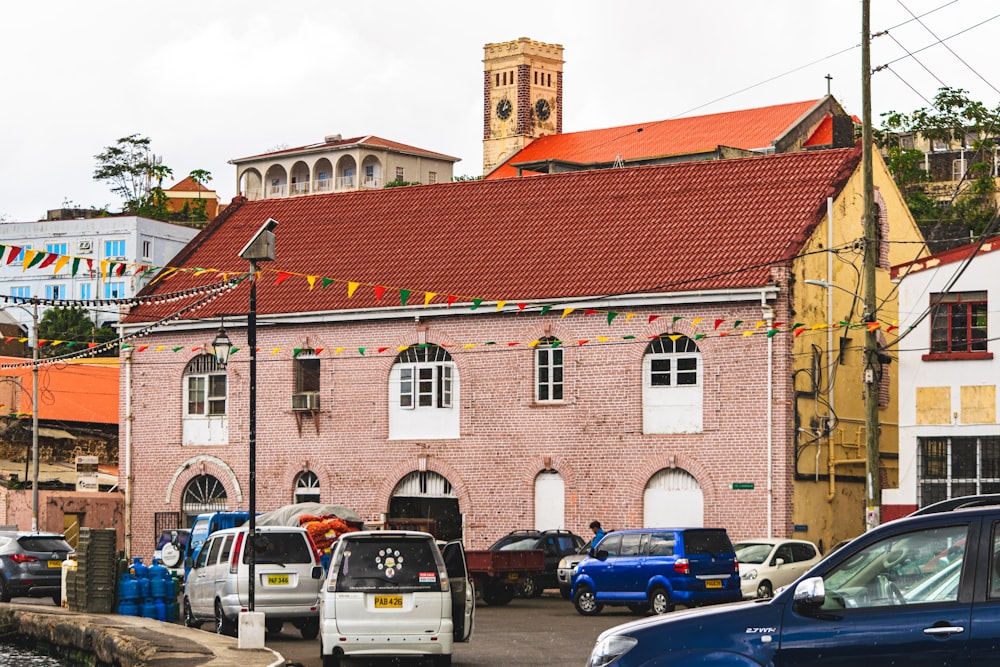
[182,354,228,446]
[535,337,564,402]
[389,344,459,439]
[182,474,227,525]
[642,334,703,434]
[294,470,321,504]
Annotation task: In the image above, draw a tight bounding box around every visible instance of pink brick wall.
[121,296,796,556]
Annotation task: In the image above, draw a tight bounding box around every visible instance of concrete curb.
[0,603,285,667]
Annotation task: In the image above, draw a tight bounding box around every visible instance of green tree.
[185,169,213,223]
[93,134,173,219]
[879,87,999,237]
[37,306,117,358]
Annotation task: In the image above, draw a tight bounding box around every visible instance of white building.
[888,237,1000,516]
[0,216,200,335]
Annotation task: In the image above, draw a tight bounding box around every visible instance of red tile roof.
[168,176,215,193]
[127,146,862,322]
[891,235,1000,279]
[231,135,459,163]
[486,100,824,178]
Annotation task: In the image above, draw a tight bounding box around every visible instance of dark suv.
[587,495,1000,667]
[489,529,585,597]
[0,531,74,604]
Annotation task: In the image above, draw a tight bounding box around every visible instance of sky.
[1,1,998,222]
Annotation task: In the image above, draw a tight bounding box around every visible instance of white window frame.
[104,239,126,258]
[535,339,564,402]
[44,284,64,300]
[397,345,454,410]
[80,283,93,301]
[104,282,125,299]
[46,243,68,256]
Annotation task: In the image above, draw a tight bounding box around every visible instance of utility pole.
[861,0,881,531]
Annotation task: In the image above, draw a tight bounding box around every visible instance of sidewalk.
[0,602,285,667]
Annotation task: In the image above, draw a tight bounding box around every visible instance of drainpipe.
[762,292,774,538]
[824,197,835,480]
[124,348,133,559]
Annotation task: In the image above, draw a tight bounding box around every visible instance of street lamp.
[211,325,232,367]
[2,299,41,532]
[236,218,278,648]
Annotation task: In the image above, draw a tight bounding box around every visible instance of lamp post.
[3,299,41,531]
[235,218,277,647]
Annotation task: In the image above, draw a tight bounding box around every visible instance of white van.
[182,525,324,637]
[319,530,474,667]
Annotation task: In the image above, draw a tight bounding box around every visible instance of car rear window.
[19,537,72,553]
[683,530,734,555]
[335,537,442,593]
[243,532,313,565]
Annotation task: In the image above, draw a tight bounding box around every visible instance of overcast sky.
[1,1,997,222]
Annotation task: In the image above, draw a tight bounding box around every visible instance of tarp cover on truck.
[255,502,362,526]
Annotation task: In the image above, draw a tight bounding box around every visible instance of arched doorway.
[534,470,565,529]
[181,474,228,527]
[643,468,703,527]
[389,471,462,541]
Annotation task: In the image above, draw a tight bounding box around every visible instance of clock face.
[535,98,552,121]
[496,98,512,120]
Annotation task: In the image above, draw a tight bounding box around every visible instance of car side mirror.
[774,557,785,567]
[312,566,324,580]
[793,576,825,608]
[596,550,609,560]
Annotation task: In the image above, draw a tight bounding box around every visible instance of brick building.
[119,143,923,558]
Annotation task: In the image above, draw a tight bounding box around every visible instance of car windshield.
[489,534,538,550]
[19,536,72,553]
[735,542,774,565]
[498,538,540,551]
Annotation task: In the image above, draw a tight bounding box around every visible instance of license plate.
[705,579,722,589]
[266,574,290,586]
[374,595,403,609]
[47,560,62,569]
[507,573,520,580]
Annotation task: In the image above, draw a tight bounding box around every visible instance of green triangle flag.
[607,312,618,325]
[71,258,82,277]
[321,278,335,289]
[359,347,366,356]
[471,299,482,310]
[399,289,411,306]
[694,333,706,340]
[539,305,552,315]
[27,252,46,269]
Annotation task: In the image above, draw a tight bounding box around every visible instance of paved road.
[264,593,640,667]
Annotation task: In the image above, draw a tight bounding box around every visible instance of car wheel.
[0,577,11,603]
[573,584,603,616]
[51,594,61,606]
[517,576,541,598]
[649,586,674,615]
[559,586,571,600]
[215,599,234,636]
[627,604,649,615]
[321,644,341,667]
[482,581,515,606]
[756,581,773,599]
[183,597,201,628]
[265,619,283,635]
[299,617,319,640]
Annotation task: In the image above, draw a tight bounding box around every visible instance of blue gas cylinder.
[150,573,168,599]
[140,597,157,619]
[154,597,167,622]
[137,576,151,598]
[120,574,140,601]
[129,557,148,580]
[117,599,140,617]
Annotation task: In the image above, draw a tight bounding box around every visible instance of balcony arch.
[265,164,288,198]
[238,168,263,201]
[361,155,383,189]
[289,161,310,196]
[313,158,334,194]
[336,155,357,190]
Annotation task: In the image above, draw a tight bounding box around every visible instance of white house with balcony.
[0,216,200,336]
[886,236,1000,517]
[229,134,460,201]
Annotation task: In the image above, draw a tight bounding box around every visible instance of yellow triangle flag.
[625,313,636,322]
[463,343,477,349]
[743,330,755,337]
[21,250,37,271]
[334,347,345,355]
[597,336,610,342]
[692,317,703,326]
[496,301,506,311]
[53,256,69,274]
[562,308,575,318]
[347,282,359,297]
[307,276,317,290]
[424,292,436,306]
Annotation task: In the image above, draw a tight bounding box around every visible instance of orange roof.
[0,357,118,424]
[168,176,215,193]
[487,99,823,178]
[127,146,863,323]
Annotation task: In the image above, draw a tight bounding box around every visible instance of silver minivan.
[182,525,324,637]
[319,530,474,667]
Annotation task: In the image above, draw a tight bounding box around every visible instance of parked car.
[319,530,474,667]
[153,528,191,577]
[733,538,822,599]
[182,525,324,638]
[557,542,593,599]
[488,529,585,597]
[585,494,1000,667]
[0,531,74,604]
[572,527,740,616]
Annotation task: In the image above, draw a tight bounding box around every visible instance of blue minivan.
[572,527,741,615]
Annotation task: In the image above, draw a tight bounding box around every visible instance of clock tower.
[483,37,564,175]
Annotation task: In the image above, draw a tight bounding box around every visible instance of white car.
[734,538,822,599]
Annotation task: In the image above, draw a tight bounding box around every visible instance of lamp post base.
[237,611,265,649]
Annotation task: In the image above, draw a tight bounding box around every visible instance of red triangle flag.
[374,286,387,301]
[447,295,458,307]
[274,272,292,286]
[38,253,58,269]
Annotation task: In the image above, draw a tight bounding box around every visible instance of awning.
[37,427,77,440]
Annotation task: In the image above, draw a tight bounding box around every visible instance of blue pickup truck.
[586,495,1000,667]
